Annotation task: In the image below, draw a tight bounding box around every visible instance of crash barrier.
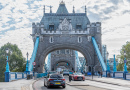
[9,72,29,81]
[34,73,48,80]
[102,71,130,80]
[126,73,130,80]
[69,72,73,74]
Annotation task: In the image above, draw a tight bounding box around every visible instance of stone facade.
[51,49,75,71]
[31,1,102,73]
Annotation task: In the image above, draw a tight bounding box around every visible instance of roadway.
[33,77,80,90]
[33,76,130,90]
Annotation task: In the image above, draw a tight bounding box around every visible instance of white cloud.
[0,0,130,60]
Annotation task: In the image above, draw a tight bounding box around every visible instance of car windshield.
[50,74,63,78]
[74,73,82,75]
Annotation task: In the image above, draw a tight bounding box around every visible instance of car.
[44,74,66,88]
[71,72,85,81]
[63,70,69,76]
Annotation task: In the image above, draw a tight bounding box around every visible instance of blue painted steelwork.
[36,73,48,78]
[5,56,10,72]
[5,55,10,82]
[75,51,81,71]
[107,59,110,72]
[25,58,29,72]
[113,55,117,72]
[92,37,106,71]
[44,64,47,73]
[28,36,40,71]
[47,53,51,71]
[124,57,128,72]
[81,59,86,72]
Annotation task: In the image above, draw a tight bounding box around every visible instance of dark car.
[44,74,66,88]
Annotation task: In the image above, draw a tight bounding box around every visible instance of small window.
[98,44,100,49]
[49,25,54,30]
[97,27,100,32]
[76,25,82,29]
[57,50,60,54]
[49,36,54,43]
[78,36,82,43]
[66,49,70,54]
[87,28,90,34]
[61,49,65,54]
[88,36,91,41]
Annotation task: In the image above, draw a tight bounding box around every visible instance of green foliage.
[117,42,130,72]
[0,43,26,82]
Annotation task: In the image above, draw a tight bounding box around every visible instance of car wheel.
[47,85,50,88]
[63,86,66,88]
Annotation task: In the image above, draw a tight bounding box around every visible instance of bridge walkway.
[0,79,35,90]
[85,76,130,88]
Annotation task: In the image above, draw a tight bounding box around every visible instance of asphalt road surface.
[33,77,81,90]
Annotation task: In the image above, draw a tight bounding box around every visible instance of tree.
[117,42,130,72]
[0,43,26,82]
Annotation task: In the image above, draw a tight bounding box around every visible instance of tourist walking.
[69,74,72,82]
[98,71,100,78]
[100,71,103,78]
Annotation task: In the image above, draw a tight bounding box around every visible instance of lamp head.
[6,48,9,54]
[124,50,126,56]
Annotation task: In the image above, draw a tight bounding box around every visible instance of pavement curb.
[86,78,126,87]
[32,77,44,90]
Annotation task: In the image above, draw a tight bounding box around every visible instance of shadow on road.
[41,86,64,89]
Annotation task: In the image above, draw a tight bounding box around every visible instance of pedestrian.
[98,71,100,78]
[69,74,72,82]
[100,71,103,78]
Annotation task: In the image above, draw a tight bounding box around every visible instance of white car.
[63,71,69,76]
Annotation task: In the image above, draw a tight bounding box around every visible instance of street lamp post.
[106,52,110,77]
[25,52,29,74]
[5,48,10,82]
[123,50,128,79]
[124,50,128,72]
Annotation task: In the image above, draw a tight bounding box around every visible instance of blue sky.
[0,0,130,59]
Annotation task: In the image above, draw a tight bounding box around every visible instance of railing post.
[5,72,10,82]
[113,72,115,78]
[106,71,107,77]
[22,73,24,78]
[123,72,126,80]
[15,73,17,79]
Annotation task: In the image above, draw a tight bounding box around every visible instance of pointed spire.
[50,5,52,13]
[73,6,75,13]
[60,0,65,4]
[43,5,45,14]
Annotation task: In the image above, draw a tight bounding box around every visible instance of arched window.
[78,36,82,43]
[88,36,91,42]
[49,36,54,43]
[97,27,100,32]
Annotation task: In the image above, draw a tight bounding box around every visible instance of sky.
[0,0,130,60]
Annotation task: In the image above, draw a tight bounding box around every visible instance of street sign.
[33,62,36,65]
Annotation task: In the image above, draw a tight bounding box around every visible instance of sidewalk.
[0,79,35,90]
[85,76,130,88]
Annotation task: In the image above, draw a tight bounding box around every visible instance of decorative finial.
[73,6,75,13]
[43,5,45,13]
[50,5,52,13]
[60,0,65,4]
[85,5,87,15]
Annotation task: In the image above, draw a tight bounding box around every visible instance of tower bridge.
[29,1,106,73]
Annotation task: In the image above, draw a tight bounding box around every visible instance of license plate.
[55,83,61,84]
